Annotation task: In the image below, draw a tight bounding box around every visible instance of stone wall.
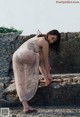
[49,32,80,74]
[0,32,80,106]
[0,32,80,78]
[0,32,22,77]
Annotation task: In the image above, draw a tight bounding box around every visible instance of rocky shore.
[0,31,80,117]
[0,73,80,108]
[1,105,80,117]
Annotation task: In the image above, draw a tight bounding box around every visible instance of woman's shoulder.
[36,36,48,48]
[37,36,46,42]
[38,36,48,45]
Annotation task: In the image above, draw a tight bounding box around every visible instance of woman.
[12,29,61,113]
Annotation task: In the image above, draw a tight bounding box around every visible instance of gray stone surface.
[1,74,80,107]
[0,32,22,77]
[0,83,3,99]
[49,32,80,74]
[0,106,80,117]
[0,32,80,78]
[0,32,80,116]
[3,83,16,95]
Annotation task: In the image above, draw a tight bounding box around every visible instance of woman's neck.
[45,36,49,44]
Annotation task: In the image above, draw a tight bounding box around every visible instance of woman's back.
[17,36,40,53]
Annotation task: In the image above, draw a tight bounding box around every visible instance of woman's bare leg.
[12,53,30,109]
[22,101,29,108]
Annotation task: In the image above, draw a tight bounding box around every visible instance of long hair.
[37,30,61,54]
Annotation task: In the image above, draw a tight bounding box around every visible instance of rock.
[9,106,80,117]
[1,74,80,106]
[3,83,16,95]
[0,32,22,77]
[0,83,4,98]
[0,32,80,77]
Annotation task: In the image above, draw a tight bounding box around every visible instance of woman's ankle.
[22,101,30,109]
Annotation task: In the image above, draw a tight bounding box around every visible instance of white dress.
[12,36,40,102]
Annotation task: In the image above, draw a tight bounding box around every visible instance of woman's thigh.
[17,50,36,64]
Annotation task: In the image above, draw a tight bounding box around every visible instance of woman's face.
[47,34,57,44]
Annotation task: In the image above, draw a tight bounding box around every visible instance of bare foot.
[23,107,37,113]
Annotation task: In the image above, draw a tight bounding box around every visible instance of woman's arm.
[39,50,51,72]
[42,41,51,76]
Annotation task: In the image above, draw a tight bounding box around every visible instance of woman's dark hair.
[37,29,61,54]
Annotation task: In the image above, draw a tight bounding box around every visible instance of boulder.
[1,74,80,107]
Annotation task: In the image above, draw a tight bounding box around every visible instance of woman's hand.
[47,74,53,82]
[45,78,51,86]
[44,76,53,86]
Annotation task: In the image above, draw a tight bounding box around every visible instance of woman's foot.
[23,107,37,114]
[22,101,37,114]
